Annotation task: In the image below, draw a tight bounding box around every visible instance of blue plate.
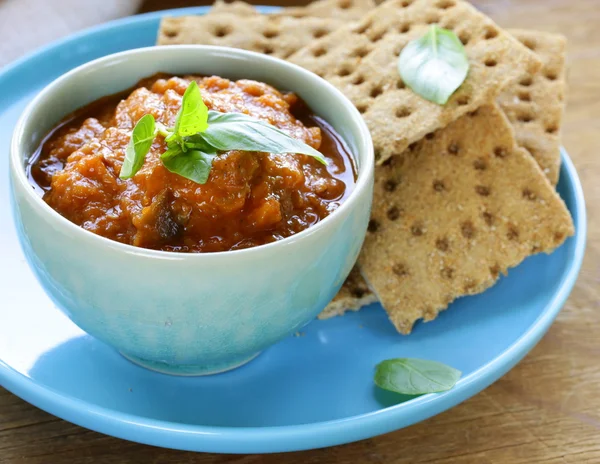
[0,7,586,454]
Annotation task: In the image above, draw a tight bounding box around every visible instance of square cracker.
[498,29,567,185]
[318,266,378,319]
[357,104,574,334]
[288,0,542,165]
[208,0,377,21]
[157,14,343,59]
[321,30,568,319]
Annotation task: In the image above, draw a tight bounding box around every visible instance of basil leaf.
[161,148,217,184]
[398,25,469,105]
[120,114,156,179]
[374,358,461,395]
[172,80,209,138]
[182,134,218,152]
[160,144,183,162]
[202,110,327,165]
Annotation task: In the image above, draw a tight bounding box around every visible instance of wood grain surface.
[1,0,599,462]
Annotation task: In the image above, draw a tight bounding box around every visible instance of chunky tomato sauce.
[29,74,356,252]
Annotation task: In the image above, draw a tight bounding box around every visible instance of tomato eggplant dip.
[28,75,357,253]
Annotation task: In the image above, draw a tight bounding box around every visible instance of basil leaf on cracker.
[398,25,469,105]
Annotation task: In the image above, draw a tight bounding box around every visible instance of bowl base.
[120,351,261,376]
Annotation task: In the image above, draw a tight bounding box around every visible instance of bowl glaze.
[9,46,374,375]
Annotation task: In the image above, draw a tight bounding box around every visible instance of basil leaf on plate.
[161,148,217,184]
[120,113,156,179]
[398,25,469,105]
[171,80,209,139]
[202,110,327,165]
[374,358,461,395]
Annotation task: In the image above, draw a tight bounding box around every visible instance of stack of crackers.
[158,0,574,334]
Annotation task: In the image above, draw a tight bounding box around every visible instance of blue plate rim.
[0,6,588,454]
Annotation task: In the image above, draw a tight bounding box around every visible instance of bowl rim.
[10,45,374,259]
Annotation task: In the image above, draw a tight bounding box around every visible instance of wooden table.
[1,0,599,462]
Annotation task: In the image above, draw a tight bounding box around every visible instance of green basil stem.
[155,122,172,139]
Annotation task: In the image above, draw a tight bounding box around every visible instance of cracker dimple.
[482,211,494,226]
[484,27,498,40]
[352,74,366,85]
[498,29,567,186]
[441,267,455,279]
[387,205,402,220]
[436,237,449,251]
[437,0,456,9]
[367,218,381,233]
[473,158,487,170]
[461,220,476,239]
[392,263,410,277]
[433,179,446,192]
[507,225,520,241]
[263,28,279,39]
[475,185,491,197]
[411,223,425,236]
[357,105,573,334]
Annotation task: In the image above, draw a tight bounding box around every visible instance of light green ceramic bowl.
[9,46,374,375]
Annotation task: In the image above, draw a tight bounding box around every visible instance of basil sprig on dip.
[375,358,461,395]
[398,25,469,105]
[120,114,156,179]
[120,81,327,184]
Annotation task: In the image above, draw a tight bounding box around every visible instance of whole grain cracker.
[315,28,559,320]
[319,266,378,319]
[498,29,567,185]
[288,0,542,165]
[358,104,573,334]
[157,14,343,59]
[323,30,568,320]
[208,0,377,21]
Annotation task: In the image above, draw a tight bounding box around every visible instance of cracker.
[323,30,568,316]
[318,266,377,319]
[288,0,542,165]
[358,104,574,334]
[157,14,344,59]
[498,30,567,185]
[208,0,377,21]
